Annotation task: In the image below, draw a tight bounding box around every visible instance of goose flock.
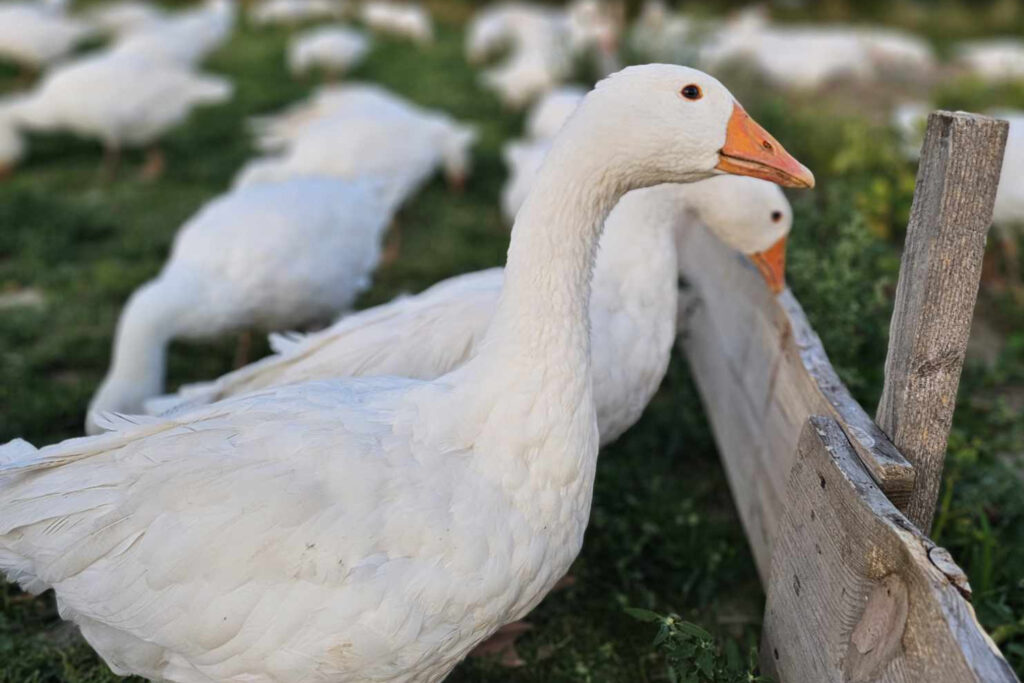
[0,0,1018,681]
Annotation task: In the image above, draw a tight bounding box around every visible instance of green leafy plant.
[626,608,769,683]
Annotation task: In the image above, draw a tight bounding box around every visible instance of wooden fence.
[676,111,1018,682]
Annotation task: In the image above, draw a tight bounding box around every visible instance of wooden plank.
[876,111,1009,532]
[760,416,1017,683]
[677,226,915,578]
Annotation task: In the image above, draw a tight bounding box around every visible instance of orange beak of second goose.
[716,103,815,189]
[716,102,812,293]
[748,236,788,294]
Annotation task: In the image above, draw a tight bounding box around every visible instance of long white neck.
[478,131,630,371]
[86,279,184,432]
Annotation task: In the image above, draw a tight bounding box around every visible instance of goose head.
[557,65,814,195]
[678,174,794,292]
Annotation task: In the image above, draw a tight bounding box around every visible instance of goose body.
[86,1,167,38]
[249,0,347,26]
[108,0,235,67]
[2,65,812,681]
[288,25,370,76]
[524,85,586,140]
[150,177,793,448]
[359,1,432,45]
[956,39,1024,81]
[236,105,475,203]
[0,2,93,69]
[501,138,549,222]
[12,52,232,152]
[85,176,397,433]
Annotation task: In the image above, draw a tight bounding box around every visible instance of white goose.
[359,1,433,45]
[288,25,371,77]
[501,137,549,222]
[108,0,235,68]
[11,51,232,175]
[86,1,167,38]
[0,65,812,682]
[85,176,399,434]
[524,84,586,140]
[148,175,794,448]
[235,108,475,201]
[0,0,93,71]
[249,0,347,26]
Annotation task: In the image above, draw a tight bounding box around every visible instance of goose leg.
[0,164,12,180]
[140,146,166,181]
[234,330,253,368]
[469,621,533,667]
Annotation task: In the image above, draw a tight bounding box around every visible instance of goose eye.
[680,84,702,100]
[771,211,783,222]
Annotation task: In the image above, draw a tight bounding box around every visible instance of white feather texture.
[150,176,793,449]
[0,66,792,682]
[288,25,370,76]
[85,176,398,433]
[12,52,232,151]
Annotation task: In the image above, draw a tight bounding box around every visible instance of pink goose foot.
[469,621,533,668]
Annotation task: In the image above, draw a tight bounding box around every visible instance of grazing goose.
[1,65,812,682]
[0,1,93,71]
[11,52,232,176]
[955,39,1024,82]
[148,175,794,448]
[86,0,167,38]
[235,109,476,202]
[288,25,371,77]
[108,0,235,67]
[359,0,433,45]
[85,177,399,434]
[249,0,347,26]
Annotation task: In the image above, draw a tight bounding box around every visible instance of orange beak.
[748,236,787,294]
[716,103,815,189]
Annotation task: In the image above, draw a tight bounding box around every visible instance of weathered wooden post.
[875,111,1008,532]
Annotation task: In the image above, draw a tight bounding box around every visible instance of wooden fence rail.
[676,111,1015,681]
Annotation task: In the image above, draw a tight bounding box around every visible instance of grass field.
[1,2,1022,680]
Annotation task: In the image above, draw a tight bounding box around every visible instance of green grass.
[1,2,1023,681]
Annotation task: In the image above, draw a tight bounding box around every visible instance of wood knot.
[842,574,909,682]
[928,545,972,600]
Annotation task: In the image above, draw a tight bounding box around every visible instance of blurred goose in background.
[247,82,456,152]
[235,112,475,205]
[85,0,167,38]
[501,85,586,221]
[501,138,549,222]
[524,84,586,139]
[698,7,934,89]
[249,0,347,27]
[894,104,1023,289]
[11,52,232,177]
[0,97,26,176]
[955,39,1024,81]
[288,25,370,77]
[236,87,475,201]
[467,2,614,108]
[86,176,399,433]
[628,0,697,65]
[108,0,235,67]
[0,0,93,72]
[149,176,794,451]
[359,0,432,45]
[0,66,812,683]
